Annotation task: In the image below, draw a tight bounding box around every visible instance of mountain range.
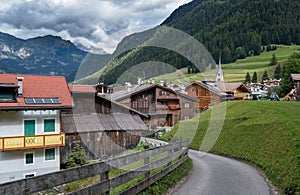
[93,0,300,85]
[1,0,300,84]
[0,32,109,78]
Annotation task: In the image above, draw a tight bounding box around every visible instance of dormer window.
[0,83,17,102]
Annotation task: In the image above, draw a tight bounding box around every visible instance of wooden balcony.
[0,133,65,151]
[157,95,179,100]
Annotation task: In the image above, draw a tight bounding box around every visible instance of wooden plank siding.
[186,82,223,111]
[61,92,150,163]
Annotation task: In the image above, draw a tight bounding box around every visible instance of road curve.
[173,150,271,195]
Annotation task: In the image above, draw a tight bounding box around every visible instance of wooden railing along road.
[0,140,189,195]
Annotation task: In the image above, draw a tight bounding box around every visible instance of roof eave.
[0,106,73,111]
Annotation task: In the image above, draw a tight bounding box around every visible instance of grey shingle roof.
[61,113,148,133]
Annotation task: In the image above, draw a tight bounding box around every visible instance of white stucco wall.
[0,147,60,183]
[0,110,60,137]
[0,110,61,184]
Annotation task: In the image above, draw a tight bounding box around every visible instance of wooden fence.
[0,140,189,195]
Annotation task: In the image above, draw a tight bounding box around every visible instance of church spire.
[215,54,224,85]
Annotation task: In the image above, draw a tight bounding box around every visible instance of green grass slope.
[162,101,300,194]
[152,45,300,84]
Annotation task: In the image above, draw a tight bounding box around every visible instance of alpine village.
[0,0,300,195]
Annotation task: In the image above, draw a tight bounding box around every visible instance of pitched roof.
[69,85,96,93]
[189,81,227,97]
[61,113,148,133]
[290,74,300,81]
[110,84,177,101]
[175,91,199,102]
[218,82,251,93]
[0,74,72,110]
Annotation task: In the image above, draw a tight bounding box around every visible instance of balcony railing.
[0,133,65,151]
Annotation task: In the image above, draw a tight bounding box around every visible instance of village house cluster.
[0,63,299,184]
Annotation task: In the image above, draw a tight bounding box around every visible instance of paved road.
[173,150,272,195]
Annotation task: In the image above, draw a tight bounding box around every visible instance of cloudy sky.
[0,0,192,53]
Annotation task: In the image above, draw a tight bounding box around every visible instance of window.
[45,148,55,161]
[44,119,55,132]
[25,153,34,165]
[0,93,14,100]
[24,173,35,178]
[184,103,190,108]
[24,120,35,136]
[184,116,190,120]
[0,86,15,101]
[191,87,195,92]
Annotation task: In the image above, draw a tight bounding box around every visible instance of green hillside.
[152,45,300,84]
[89,0,300,85]
[162,101,300,194]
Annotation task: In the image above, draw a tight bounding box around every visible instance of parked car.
[269,92,280,101]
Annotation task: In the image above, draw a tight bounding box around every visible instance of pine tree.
[245,72,251,84]
[262,70,270,83]
[252,71,258,83]
[65,144,88,168]
[270,53,278,65]
[279,53,300,96]
[274,65,282,79]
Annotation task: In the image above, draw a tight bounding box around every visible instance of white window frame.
[24,152,35,166]
[184,103,190,108]
[44,148,56,162]
[43,118,57,134]
[184,116,190,120]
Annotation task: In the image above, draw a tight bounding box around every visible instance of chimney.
[17,77,24,97]
[150,78,155,84]
[160,80,165,86]
[125,82,132,92]
[137,77,142,85]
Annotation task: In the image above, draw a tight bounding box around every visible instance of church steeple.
[215,54,224,85]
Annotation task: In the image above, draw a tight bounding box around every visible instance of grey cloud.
[0,0,192,52]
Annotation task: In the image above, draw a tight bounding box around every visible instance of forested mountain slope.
[94,0,300,85]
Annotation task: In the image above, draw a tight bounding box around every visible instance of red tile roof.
[69,85,96,93]
[0,74,72,109]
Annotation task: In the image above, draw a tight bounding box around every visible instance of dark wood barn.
[60,90,150,163]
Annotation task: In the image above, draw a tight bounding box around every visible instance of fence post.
[144,156,150,179]
[100,164,110,195]
[167,146,173,167]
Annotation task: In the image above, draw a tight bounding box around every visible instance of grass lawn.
[162,101,300,194]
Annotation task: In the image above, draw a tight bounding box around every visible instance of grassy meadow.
[153,45,300,84]
[162,101,300,194]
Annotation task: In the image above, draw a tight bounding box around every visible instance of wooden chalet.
[218,82,252,100]
[110,84,182,130]
[60,86,150,162]
[176,92,200,120]
[185,81,226,111]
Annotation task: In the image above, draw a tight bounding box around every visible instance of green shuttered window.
[25,153,34,164]
[45,148,55,161]
[24,120,35,136]
[44,119,55,132]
